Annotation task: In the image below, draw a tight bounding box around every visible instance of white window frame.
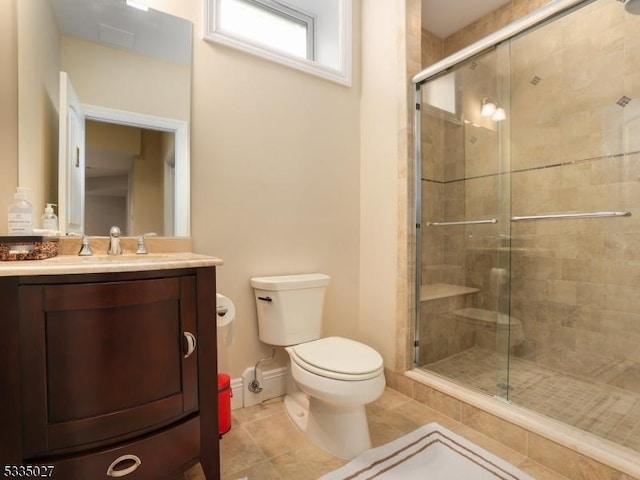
[204,0,352,86]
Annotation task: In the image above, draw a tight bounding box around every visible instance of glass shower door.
[506,0,640,450]
[415,0,640,453]
[416,45,513,400]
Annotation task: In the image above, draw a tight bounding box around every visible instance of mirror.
[17,0,192,236]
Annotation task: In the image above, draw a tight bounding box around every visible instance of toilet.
[250,273,385,460]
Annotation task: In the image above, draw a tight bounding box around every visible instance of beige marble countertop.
[0,237,223,276]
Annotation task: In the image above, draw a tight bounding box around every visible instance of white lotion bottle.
[7,187,34,236]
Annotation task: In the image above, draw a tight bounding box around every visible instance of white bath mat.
[319,422,533,480]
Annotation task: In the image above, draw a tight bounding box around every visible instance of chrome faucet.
[78,235,93,256]
[136,232,157,255]
[108,226,123,255]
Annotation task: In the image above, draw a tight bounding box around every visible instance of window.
[218,0,314,60]
[204,0,352,86]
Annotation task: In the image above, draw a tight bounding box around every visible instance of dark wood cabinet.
[0,267,220,480]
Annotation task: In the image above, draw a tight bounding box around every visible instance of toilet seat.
[288,336,384,381]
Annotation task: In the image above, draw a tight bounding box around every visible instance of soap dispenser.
[41,203,59,233]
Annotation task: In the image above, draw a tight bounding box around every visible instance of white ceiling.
[422,0,512,38]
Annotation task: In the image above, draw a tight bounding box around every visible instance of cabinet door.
[20,275,198,457]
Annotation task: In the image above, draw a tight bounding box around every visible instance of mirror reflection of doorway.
[84,120,175,237]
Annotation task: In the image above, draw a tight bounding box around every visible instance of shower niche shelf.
[420,283,479,302]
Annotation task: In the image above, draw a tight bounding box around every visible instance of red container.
[218,373,232,435]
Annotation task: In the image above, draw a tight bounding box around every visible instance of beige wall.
[132,130,164,235]
[85,196,127,235]
[359,2,402,369]
[17,0,59,217]
[184,0,369,377]
[0,0,18,236]
[8,0,409,383]
[61,36,190,122]
[84,120,170,237]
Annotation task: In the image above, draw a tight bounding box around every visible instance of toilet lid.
[290,337,383,380]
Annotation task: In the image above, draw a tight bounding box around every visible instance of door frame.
[82,105,190,237]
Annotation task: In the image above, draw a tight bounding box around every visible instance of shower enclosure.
[414,0,640,454]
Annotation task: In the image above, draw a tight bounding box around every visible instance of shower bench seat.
[420,283,479,302]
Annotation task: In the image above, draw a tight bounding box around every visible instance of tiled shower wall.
[419,0,640,377]
[418,0,549,300]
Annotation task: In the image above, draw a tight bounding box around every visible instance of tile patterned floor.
[426,347,640,453]
[182,387,569,480]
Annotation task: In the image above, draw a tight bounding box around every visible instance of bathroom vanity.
[0,252,222,479]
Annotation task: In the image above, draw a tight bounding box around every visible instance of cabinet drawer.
[47,417,200,480]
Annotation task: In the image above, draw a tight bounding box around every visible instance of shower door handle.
[426,218,498,226]
[510,211,631,222]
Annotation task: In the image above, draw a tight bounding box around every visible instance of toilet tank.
[250,273,330,346]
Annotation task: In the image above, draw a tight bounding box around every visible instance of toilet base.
[284,392,372,460]
[284,391,309,432]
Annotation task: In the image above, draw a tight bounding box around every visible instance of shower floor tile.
[424,347,640,453]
